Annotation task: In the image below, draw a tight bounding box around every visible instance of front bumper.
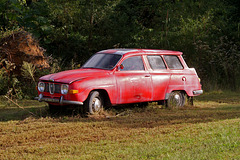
[193,90,203,95]
[35,94,83,105]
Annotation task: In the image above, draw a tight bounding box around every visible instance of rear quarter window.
[164,55,183,69]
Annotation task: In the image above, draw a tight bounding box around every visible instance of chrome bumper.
[193,90,203,95]
[35,94,83,105]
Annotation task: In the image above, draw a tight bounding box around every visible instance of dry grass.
[0,91,240,159]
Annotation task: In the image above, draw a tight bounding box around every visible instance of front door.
[114,56,152,104]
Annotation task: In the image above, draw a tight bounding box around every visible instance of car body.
[35,49,203,114]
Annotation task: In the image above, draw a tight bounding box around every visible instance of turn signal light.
[69,90,79,94]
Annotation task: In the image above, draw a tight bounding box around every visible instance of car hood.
[39,68,111,84]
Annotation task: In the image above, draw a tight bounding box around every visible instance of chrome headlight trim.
[61,84,69,94]
[38,82,45,92]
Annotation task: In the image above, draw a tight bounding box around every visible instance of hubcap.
[172,93,181,106]
[92,97,101,112]
[169,92,183,108]
[174,94,181,103]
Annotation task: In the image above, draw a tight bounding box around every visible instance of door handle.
[182,76,186,81]
[145,75,151,78]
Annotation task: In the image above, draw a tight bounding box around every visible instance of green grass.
[0,92,240,159]
[0,96,47,121]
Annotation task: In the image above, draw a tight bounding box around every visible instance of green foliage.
[194,36,240,91]
[0,61,38,99]
[0,70,9,95]
[0,59,15,95]
[21,61,36,82]
[0,0,239,91]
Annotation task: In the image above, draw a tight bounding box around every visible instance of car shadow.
[0,104,240,129]
[111,106,240,129]
[0,105,86,121]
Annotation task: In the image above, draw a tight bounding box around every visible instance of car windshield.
[82,53,122,70]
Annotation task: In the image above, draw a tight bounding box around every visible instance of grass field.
[0,91,240,159]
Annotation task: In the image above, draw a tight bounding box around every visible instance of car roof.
[97,49,183,55]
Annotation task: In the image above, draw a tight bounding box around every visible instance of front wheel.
[84,91,103,114]
[167,91,185,109]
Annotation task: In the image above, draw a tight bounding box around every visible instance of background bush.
[0,0,240,97]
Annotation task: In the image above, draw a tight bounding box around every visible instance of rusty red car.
[36,49,203,114]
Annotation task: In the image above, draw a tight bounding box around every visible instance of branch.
[4,96,37,117]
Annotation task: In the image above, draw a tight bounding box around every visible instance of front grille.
[44,83,61,94]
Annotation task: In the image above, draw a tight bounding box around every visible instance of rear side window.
[147,55,166,70]
[164,55,183,69]
[120,56,144,71]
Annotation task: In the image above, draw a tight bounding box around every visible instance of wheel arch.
[166,90,186,108]
[165,90,187,100]
[86,89,112,108]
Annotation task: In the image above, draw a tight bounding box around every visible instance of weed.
[21,61,36,83]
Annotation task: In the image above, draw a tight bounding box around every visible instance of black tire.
[84,91,103,114]
[167,91,185,109]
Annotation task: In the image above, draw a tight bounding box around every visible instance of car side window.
[147,55,166,70]
[120,56,144,71]
[164,55,183,69]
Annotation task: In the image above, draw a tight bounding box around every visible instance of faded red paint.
[36,49,202,106]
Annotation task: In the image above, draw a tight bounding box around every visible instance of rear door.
[147,55,171,101]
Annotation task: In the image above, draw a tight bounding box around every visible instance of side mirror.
[117,64,124,71]
[120,64,124,70]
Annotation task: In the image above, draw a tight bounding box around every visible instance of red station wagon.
[36,49,203,114]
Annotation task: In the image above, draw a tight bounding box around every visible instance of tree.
[1,0,239,91]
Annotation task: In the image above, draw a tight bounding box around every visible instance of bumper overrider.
[193,90,203,95]
[35,94,83,105]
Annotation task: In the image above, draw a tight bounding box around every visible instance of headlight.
[61,84,69,94]
[38,82,45,92]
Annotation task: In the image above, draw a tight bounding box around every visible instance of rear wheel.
[84,91,103,114]
[167,91,185,109]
